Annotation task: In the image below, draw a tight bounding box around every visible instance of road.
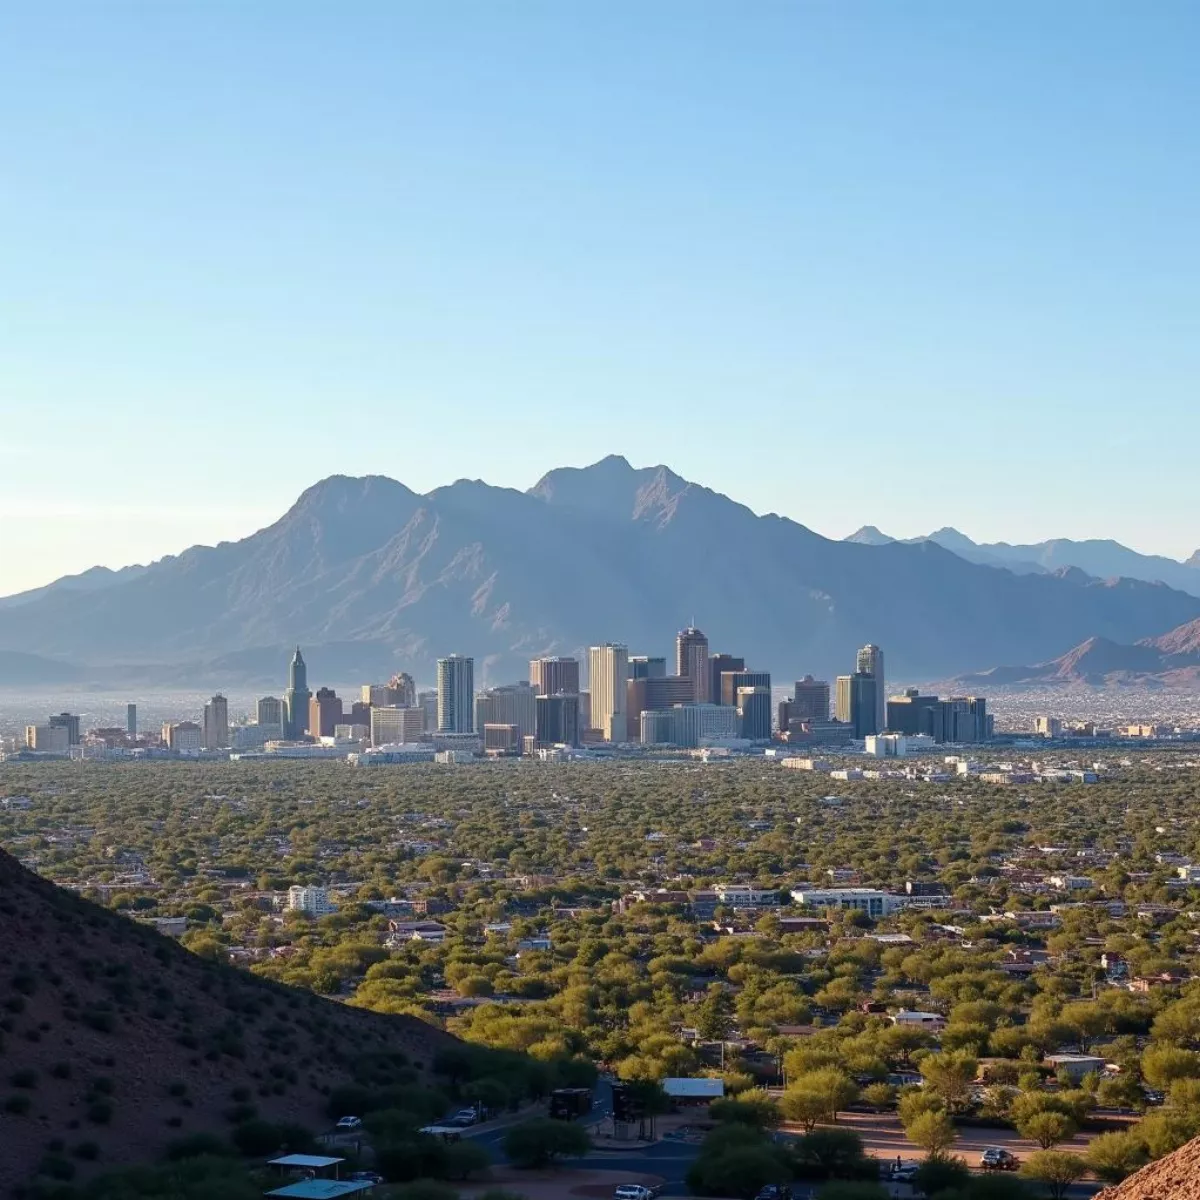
[464,1086,1108,1199]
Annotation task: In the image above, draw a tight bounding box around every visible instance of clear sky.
[3,1,1199,597]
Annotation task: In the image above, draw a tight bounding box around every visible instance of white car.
[335,1116,363,1130]
[614,1186,663,1200]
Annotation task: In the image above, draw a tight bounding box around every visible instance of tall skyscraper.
[370,705,425,746]
[257,696,284,727]
[736,686,773,740]
[475,683,538,740]
[49,712,81,746]
[535,693,580,747]
[418,689,439,730]
[529,656,580,697]
[676,626,711,702]
[793,676,831,723]
[202,694,229,750]
[708,654,745,705]
[835,673,879,738]
[629,656,667,680]
[284,647,311,739]
[856,644,886,733]
[309,687,343,738]
[588,643,628,741]
[126,703,137,738]
[437,655,475,732]
[720,670,770,708]
[362,673,417,708]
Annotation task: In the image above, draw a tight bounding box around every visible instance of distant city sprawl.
[5,627,1200,770]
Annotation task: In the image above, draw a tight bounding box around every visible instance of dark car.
[980,1147,1020,1171]
[754,1186,793,1200]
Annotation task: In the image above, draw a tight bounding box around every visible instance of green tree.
[1016,1110,1076,1150]
[1141,1044,1200,1090]
[502,1118,591,1168]
[1085,1130,1147,1183]
[1020,1150,1085,1200]
[920,1053,978,1113]
[903,1109,958,1160]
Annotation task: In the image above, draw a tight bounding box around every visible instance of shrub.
[166,1133,233,1160]
[502,1118,591,1168]
[4,1093,32,1115]
[10,1069,38,1089]
[86,1100,113,1125]
[230,1119,284,1157]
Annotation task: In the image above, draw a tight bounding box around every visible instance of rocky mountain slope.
[3,457,1200,686]
[1099,1134,1200,1198]
[0,848,450,1186]
[954,618,1200,688]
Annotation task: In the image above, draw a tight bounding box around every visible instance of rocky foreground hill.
[0,849,450,1187]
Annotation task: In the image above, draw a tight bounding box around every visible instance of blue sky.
[3,1,1199,596]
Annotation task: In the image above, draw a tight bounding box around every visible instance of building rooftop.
[265,1183,373,1200]
[268,1156,345,1170]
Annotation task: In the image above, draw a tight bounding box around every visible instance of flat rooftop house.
[268,1156,344,1174]
[265,1183,374,1200]
[662,1077,725,1099]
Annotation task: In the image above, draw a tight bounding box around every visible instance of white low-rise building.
[287,885,336,916]
[790,887,902,919]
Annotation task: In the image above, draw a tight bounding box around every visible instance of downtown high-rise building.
[629,656,666,680]
[49,712,81,746]
[719,669,770,708]
[437,655,475,732]
[676,626,711,702]
[856,644,886,733]
[475,683,538,741]
[309,687,343,739]
[362,673,417,708]
[535,693,580,747]
[736,686,773,741]
[792,675,831,723]
[284,647,311,739]
[529,656,580,697]
[836,672,879,738]
[202,694,229,750]
[257,696,284,728]
[708,654,744,705]
[370,704,426,746]
[126,703,137,738]
[588,643,628,741]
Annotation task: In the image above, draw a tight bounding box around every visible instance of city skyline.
[5,4,1200,596]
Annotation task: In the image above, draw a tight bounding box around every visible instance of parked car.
[754,1186,793,1200]
[335,1116,363,1131]
[347,1172,384,1184]
[613,1185,663,1200]
[980,1147,1020,1171]
[888,1161,920,1182]
[448,1109,479,1126]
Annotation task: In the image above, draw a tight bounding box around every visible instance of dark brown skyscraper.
[676,626,710,702]
[530,656,580,697]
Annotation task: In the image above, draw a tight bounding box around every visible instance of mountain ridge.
[844,526,1200,596]
[952,617,1200,688]
[3,458,1200,687]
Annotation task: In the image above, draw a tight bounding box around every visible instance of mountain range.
[3,456,1200,688]
[847,525,1200,597]
[952,617,1200,689]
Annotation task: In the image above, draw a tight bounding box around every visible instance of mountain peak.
[925,527,979,552]
[1187,549,1200,569]
[529,456,689,518]
[845,525,894,546]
